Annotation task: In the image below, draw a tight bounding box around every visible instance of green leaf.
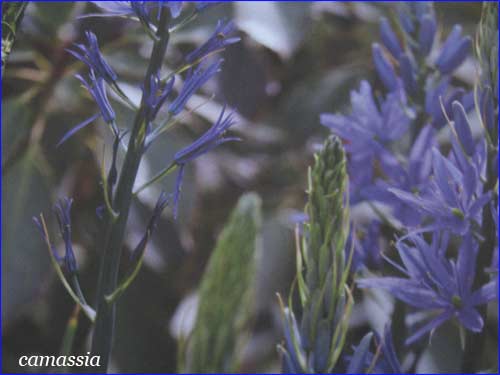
[1,2,27,76]
[185,193,262,373]
[1,148,52,324]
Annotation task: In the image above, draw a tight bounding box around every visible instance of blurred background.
[2,2,484,373]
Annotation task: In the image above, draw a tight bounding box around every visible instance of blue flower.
[372,325,402,373]
[435,25,472,75]
[143,74,175,125]
[185,20,240,63]
[389,148,491,235]
[352,221,383,271]
[346,324,402,374]
[397,2,435,38]
[361,125,436,226]
[58,71,117,146]
[321,81,411,199]
[425,77,474,128]
[168,59,222,115]
[358,233,497,345]
[172,105,239,217]
[398,53,417,95]
[322,81,410,151]
[33,198,78,275]
[397,2,436,57]
[67,31,117,85]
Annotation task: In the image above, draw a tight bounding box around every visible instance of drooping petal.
[380,17,402,58]
[456,307,483,332]
[57,113,101,147]
[405,310,453,345]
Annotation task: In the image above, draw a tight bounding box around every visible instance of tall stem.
[90,9,171,372]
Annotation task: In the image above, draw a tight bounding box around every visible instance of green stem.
[90,9,171,372]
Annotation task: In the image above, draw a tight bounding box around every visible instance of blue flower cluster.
[319,1,498,368]
[60,1,240,218]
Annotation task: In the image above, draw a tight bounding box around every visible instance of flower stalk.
[90,8,171,372]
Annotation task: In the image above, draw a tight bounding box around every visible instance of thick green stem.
[90,9,171,372]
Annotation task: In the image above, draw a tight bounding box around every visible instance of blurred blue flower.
[67,31,117,85]
[160,1,183,18]
[168,59,222,115]
[398,53,417,95]
[397,2,435,39]
[186,20,240,63]
[352,221,383,271]
[358,233,497,345]
[172,105,239,217]
[418,14,437,56]
[195,2,221,11]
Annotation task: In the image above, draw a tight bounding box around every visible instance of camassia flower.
[360,125,436,226]
[33,198,78,275]
[168,59,222,115]
[185,20,240,63]
[143,74,175,126]
[57,71,117,146]
[67,31,117,85]
[358,233,497,345]
[172,105,239,217]
[320,80,411,199]
[389,148,491,235]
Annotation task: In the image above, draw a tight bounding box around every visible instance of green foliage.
[476,1,498,105]
[185,193,262,373]
[1,2,27,76]
[282,135,352,373]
